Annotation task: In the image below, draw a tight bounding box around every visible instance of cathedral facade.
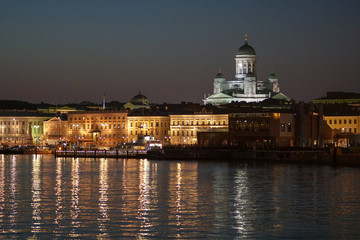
[203,36,280,105]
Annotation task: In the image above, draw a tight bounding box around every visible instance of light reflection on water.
[0,154,359,239]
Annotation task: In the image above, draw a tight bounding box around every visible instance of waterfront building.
[324,116,359,135]
[43,115,68,145]
[203,35,283,105]
[127,115,170,144]
[67,110,128,148]
[323,115,360,147]
[124,92,150,110]
[198,112,295,148]
[0,111,52,145]
[169,110,228,145]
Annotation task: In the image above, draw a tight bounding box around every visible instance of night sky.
[1,0,360,105]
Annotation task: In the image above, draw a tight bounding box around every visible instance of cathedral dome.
[237,41,256,55]
[215,72,224,78]
[131,92,149,104]
[215,70,225,78]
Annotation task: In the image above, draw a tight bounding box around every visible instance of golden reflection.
[9,155,17,231]
[167,162,200,238]
[138,159,152,238]
[0,157,4,228]
[233,170,251,234]
[175,162,182,227]
[54,158,63,232]
[97,158,109,238]
[70,158,80,237]
[31,155,42,233]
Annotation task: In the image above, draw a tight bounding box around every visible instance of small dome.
[131,92,149,104]
[215,72,224,78]
[215,68,225,78]
[237,41,256,55]
[268,72,277,79]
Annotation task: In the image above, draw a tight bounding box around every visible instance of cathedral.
[203,35,281,105]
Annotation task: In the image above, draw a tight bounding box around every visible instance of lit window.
[280,123,285,132]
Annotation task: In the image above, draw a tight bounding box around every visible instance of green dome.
[131,92,149,104]
[215,72,224,78]
[237,41,256,55]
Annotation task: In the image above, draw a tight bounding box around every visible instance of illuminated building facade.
[127,115,170,143]
[324,116,359,135]
[169,112,228,145]
[0,112,52,145]
[203,35,281,105]
[43,116,68,145]
[67,110,128,148]
[323,115,360,147]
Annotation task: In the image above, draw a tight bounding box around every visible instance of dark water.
[0,155,360,239]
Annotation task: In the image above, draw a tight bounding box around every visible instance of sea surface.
[0,154,359,239]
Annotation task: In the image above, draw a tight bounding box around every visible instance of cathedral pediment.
[206,92,233,99]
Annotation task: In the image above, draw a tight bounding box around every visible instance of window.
[349,120,352,124]
[344,120,347,124]
[355,120,357,124]
[287,123,292,132]
[280,123,285,132]
[349,128,352,133]
[334,120,337,124]
[329,120,332,124]
[339,120,342,124]
[355,128,357,134]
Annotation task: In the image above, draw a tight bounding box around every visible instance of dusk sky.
[1,0,359,105]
